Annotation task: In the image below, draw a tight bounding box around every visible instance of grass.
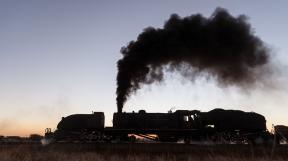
[0,143,288,161]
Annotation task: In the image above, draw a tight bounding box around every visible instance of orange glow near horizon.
[0,119,59,137]
[0,125,45,137]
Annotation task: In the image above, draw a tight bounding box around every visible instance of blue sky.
[0,0,287,136]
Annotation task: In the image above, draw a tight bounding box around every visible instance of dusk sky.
[0,0,288,136]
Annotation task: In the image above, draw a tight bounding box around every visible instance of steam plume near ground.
[116,8,271,112]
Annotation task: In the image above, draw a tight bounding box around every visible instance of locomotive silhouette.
[45,108,283,144]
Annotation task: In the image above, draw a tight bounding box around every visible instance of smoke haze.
[116,8,271,112]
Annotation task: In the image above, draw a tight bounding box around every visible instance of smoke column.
[116,8,270,113]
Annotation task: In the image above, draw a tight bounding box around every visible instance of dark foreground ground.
[0,143,288,161]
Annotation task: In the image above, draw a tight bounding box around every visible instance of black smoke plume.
[116,8,270,112]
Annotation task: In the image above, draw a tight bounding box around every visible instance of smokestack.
[116,8,270,113]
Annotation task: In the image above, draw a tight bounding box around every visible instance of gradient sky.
[0,0,287,136]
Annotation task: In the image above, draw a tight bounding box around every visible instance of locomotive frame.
[45,108,280,144]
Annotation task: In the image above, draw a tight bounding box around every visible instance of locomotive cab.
[174,110,201,129]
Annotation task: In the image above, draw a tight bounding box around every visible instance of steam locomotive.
[45,108,278,144]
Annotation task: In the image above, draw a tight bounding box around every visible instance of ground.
[0,143,288,161]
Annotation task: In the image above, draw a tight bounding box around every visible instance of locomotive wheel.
[184,137,191,144]
[129,135,136,142]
